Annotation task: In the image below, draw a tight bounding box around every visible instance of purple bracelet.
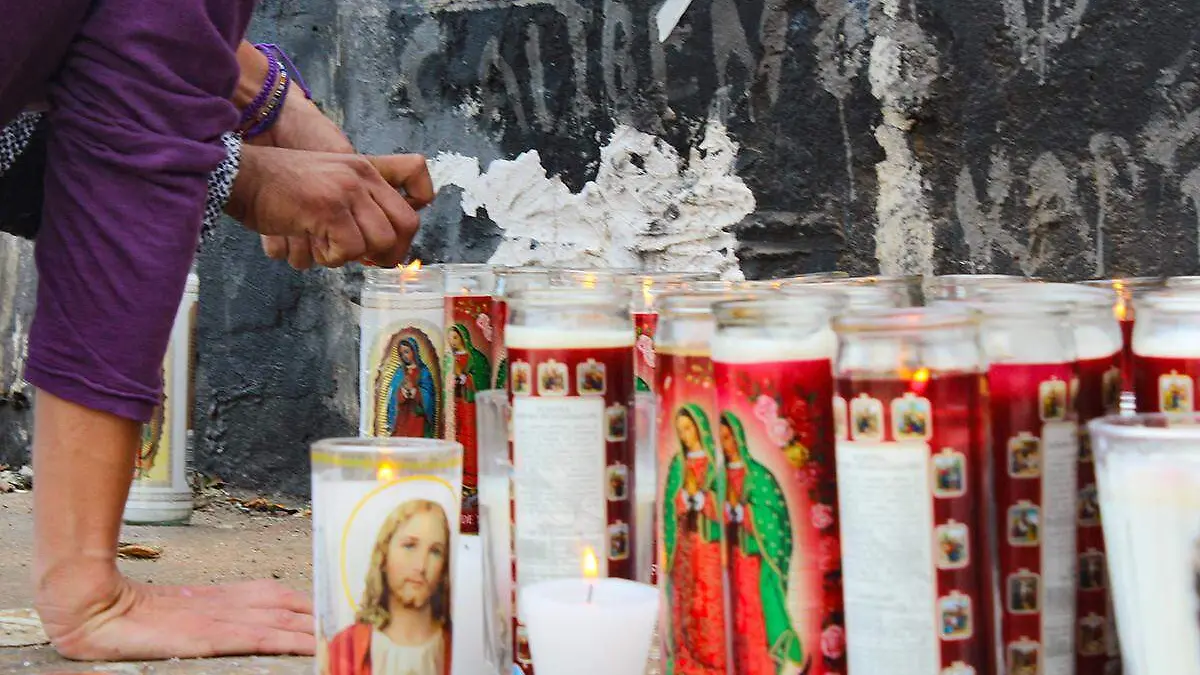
[237,51,281,131]
[244,71,291,139]
[255,43,312,100]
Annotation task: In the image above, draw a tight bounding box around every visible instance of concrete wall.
[3,0,1200,491]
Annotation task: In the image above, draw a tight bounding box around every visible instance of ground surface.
[0,490,313,674]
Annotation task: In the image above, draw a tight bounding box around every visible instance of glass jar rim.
[978,282,1114,308]
[1139,288,1200,311]
[495,266,555,276]
[311,437,462,455]
[658,289,774,318]
[833,305,977,333]
[929,298,1072,319]
[1081,277,1165,289]
[1088,414,1200,442]
[506,286,629,307]
[714,292,844,326]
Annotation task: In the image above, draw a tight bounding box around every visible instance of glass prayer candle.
[652,289,766,674]
[505,287,635,675]
[492,267,554,395]
[975,300,1080,674]
[833,306,988,675]
[1089,414,1200,675]
[550,267,639,289]
[125,270,199,525]
[1131,289,1200,415]
[628,272,717,394]
[924,273,1032,302]
[1082,277,1165,413]
[712,293,847,675]
[476,390,515,675]
[443,264,498,535]
[980,282,1125,675]
[312,437,464,675]
[360,263,446,440]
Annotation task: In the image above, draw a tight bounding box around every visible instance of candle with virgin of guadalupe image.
[360,263,446,440]
[711,293,847,675]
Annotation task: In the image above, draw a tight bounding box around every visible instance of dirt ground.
[0,489,314,674]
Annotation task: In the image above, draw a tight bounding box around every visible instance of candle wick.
[586,583,594,604]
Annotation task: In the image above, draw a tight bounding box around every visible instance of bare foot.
[35,559,315,661]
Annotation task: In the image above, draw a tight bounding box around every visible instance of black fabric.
[0,116,47,240]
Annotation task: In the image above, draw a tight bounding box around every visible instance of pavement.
[0,489,314,675]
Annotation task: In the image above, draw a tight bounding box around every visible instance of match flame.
[377,462,396,483]
[581,547,599,580]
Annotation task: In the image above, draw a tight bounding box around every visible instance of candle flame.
[912,367,931,384]
[582,273,597,290]
[460,286,471,295]
[641,279,654,308]
[406,259,423,272]
[377,462,396,483]
[581,547,599,579]
[1115,300,1128,322]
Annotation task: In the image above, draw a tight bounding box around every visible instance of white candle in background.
[520,548,659,675]
[1092,418,1200,675]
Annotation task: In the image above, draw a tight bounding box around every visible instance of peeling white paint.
[1001,0,1089,83]
[428,120,754,278]
[868,20,939,276]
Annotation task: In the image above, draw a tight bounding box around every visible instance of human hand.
[251,94,358,268]
[227,146,434,268]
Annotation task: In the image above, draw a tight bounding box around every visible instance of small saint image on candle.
[577,359,607,396]
[535,360,568,397]
[1078,614,1107,656]
[605,404,628,442]
[1103,366,1122,413]
[1159,371,1195,413]
[850,394,884,441]
[605,463,629,502]
[1007,638,1040,675]
[1038,379,1068,422]
[931,449,967,498]
[510,361,532,396]
[1078,484,1101,525]
[607,522,630,562]
[938,592,974,641]
[935,521,970,570]
[1007,433,1042,479]
[1006,570,1040,615]
[892,393,933,441]
[1079,550,1107,591]
[1007,502,1041,547]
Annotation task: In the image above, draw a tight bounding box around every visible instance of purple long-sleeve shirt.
[1,0,255,422]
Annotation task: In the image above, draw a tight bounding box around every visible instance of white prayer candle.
[1091,415,1200,675]
[520,575,658,675]
[125,270,198,525]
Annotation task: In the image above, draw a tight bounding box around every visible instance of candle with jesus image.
[834,307,989,675]
[311,437,464,675]
[505,287,636,675]
[360,263,446,440]
[711,292,847,675]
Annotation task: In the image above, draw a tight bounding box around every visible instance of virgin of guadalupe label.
[835,373,987,675]
[635,312,658,393]
[362,316,446,440]
[508,342,635,675]
[656,349,729,675]
[444,295,496,534]
[313,467,462,675]
[713,357,845,675]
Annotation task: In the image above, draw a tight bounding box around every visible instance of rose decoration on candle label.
[811,504,834,530]
[821,624,845,660]
[476,312,494,342]
[636,334,655,368]
[753,394,779,423]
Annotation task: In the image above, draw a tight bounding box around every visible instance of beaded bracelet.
[237,44,313,139]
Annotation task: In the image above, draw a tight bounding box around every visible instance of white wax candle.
[520,578,659,675]
[710,326,837,362]
[1097,447,1200,674]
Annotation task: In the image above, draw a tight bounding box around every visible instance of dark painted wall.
[4,0,1200,492]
